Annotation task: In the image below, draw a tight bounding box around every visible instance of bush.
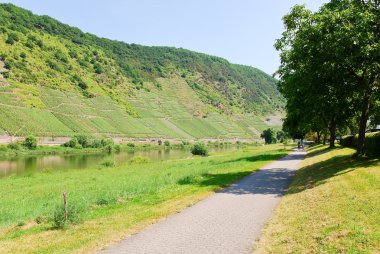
[23,135,38,150]
[364,132,380,157]
[99,159,115,167]
[114,144,121,152]
[157,140,162,145]
[101,138,114,147]
[128,156,150,164]
[182,140,190,145]
[52,202,83,229]
[7,142,21,150]
[340,133,380,157]
[63,137,80,148]
[74,135,89,148]
[5,33,19,45]
[104,144,114,153]
[90,139,102,148]
[191,142,209,156]
[127,142,135,148]
[164,140,170,146]
[340,135,354,147]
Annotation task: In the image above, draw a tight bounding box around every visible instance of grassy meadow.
[0,144,288,253]
[255,145,380,253]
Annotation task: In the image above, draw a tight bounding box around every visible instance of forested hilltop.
[0,4,284,139]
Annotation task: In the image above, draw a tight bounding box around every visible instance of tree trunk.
[357,92,372,155]
[323,129,327,145]
[316,130,321,144]
[329,119,336,148]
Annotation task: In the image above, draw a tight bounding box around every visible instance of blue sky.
[0,0,328,74]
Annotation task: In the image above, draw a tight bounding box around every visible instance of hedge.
[340,132,380,157]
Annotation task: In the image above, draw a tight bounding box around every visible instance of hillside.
[0,4,284,140]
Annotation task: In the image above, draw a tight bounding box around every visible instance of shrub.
[157,140,162,145]
[5,33,19,45]
[74,135,89,148]
[128,156,150,164]
[164,140,170,146]
[0,145,8,152]
[104,144,114,153]
[127,142,135,148]
[23,135,38,150]
[90,139,102,148]
[364,132,380,157]
[7,142,21,150]
[340,135,354,147]
[99,159,115,167]
[101,138,114,147]
[52,202,83,229]
[63,137,80,148]
[96,193,117,206]
[340,133,380,157]
[191,142,209,156]
[182,140,190,145]
[114,144,121,152]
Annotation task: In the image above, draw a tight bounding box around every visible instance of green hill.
[0,3,284,140]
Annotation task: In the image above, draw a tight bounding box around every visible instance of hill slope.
[0,4,284,140]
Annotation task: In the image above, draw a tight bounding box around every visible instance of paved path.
[100,151,306,254]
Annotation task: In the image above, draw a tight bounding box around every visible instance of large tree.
[277,0,379,153]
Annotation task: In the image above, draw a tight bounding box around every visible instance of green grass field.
[255,145,380,253]
[0,145,288,253]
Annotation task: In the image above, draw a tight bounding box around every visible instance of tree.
[23,135,38,150]
[276,1,380,152]
[261,128,276,144]
[191,142,209,156]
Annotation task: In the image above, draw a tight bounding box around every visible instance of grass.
[0,145,288,253]
[255,145,380,254]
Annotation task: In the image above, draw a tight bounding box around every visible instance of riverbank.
[0,140,256,157]
[0,142,181,157]
[0,145,289,253]
[255,145,380,253]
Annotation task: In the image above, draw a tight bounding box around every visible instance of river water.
[0,147,237,178]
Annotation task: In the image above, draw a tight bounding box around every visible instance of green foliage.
[127,142,135,148]
[164,140,170,146]
[340,135,354,147]
[0,3,284,140]
[0,3,283,118]
[52,202,83,229]
[190,142,209,156]
[96,193,117,206]
[340,133,380,157]
[277,1,380,152]
[99,159,115,168]
[74,135,89,148]
[63,137,80,148]
[22,135,37,150]
[5,32,19,44]
[365,132,380,157]
[128,156,150,164]
[261,128,276,144]
[7,142,21,150]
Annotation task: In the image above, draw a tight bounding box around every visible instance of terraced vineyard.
[0,4,284,140]
[0,82,277,139]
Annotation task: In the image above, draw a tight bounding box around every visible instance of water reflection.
[0,147,236,178]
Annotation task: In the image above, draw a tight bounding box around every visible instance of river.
[0,147,237,178]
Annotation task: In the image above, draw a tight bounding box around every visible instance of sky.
[0,0,329,75]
